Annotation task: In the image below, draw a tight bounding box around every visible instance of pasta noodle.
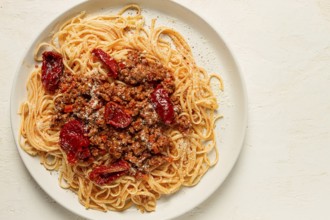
[18,4,222,212]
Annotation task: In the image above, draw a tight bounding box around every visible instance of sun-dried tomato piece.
[104,101,132,128]
[41,51,63,93]
[151,85,174,124]
[89,160,130,185]
[92,48,118,78]
[59,119,90,164]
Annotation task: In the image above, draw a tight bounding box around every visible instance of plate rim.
[10,0,248,219]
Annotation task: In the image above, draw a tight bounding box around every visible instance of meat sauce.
[45,49,191,185]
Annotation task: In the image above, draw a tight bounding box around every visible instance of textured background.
[1,0,330,219]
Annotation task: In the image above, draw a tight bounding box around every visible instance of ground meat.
[139,101,159,126]
[117,51,173,86]
[176,115,192,133]
[52,50,191,175]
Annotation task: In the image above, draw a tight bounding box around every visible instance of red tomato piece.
[63,104,73,113]
[59,120,90,164]
[150,85,174,124]
[92,48,118,78]
[41,51,63,93]
[89,160,130,185]
[104,102,132,128]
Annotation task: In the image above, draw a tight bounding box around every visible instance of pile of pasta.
[19,4,223,212]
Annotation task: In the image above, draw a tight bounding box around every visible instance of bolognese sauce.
[19,5,223,212]
[50,49,191,184]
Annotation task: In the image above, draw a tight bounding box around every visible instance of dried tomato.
[41,51,63,93]
[104,101,132,128]
[150,85,174,124]
[92,48,118,78]
[59,120,90,164]
[89,160,130,185]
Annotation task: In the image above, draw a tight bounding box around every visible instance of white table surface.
[1,0,330,219]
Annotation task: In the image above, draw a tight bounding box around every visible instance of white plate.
[10,0,247,219]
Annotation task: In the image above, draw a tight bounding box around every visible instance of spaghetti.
[19,4,223,212]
